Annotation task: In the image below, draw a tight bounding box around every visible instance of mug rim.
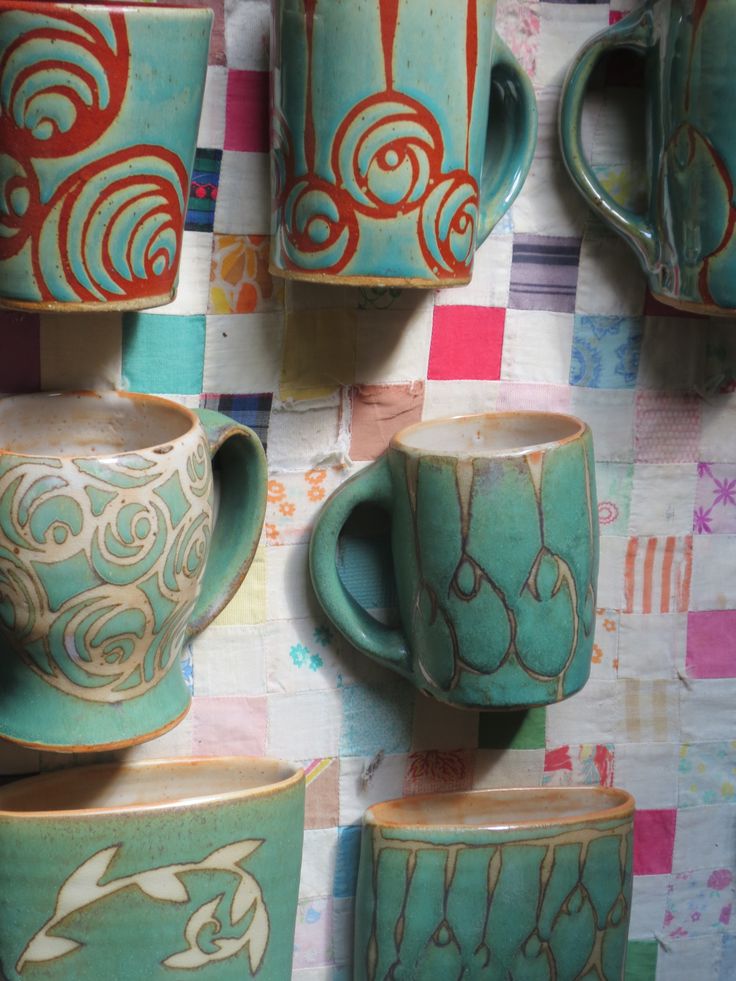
[0,389,199,461]
[0,756,305,818]
[0,0,213,15]
[390,410,589,459]
[364,785,635,831]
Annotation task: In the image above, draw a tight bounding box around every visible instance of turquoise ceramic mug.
[0,0,212,311]
[0,391,267,752]
[560,0,736,315]
[269,0,537,287]
[310,412,599,710]
[0,757,305,981]
[354,786,635,980]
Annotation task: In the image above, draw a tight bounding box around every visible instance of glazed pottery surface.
[269,0,537,287]
[354,786,635,980]
[560,0,736,315]
[0,0,212,311]
[0,391,267,751]
[0,757,305,980]
[310,412,599,709]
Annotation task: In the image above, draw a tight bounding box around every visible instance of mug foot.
[0,290,176,314]
[268,264,471,289]
[649,291,736,317]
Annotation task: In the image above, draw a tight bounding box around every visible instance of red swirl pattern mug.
[269,0,537,288]
[0,0,212,311]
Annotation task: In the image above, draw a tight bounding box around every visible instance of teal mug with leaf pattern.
[0,391,267,751]
[310,412,599,710]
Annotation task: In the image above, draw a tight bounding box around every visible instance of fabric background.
[0,0,734,978]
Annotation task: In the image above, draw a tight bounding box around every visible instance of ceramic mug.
[0,391,267,751]
[0,0,212,311]
[354,786,635,980]
[269,0,537,287]
[0,756,305,981]
[310,412,599,710]
[560,0,736,315]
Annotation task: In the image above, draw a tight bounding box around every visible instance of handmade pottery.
[560,0,736,315]
[310,412,598,709]
[0,0,212,311]
[354,786,635,980]
[0,757,305,981]
[0,391,267,751]
[269,0,537,287]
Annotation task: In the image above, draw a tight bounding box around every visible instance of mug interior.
[0,391,194,457]
[0,758,302,814]
[366,786,633,830]
[395,412,584,457]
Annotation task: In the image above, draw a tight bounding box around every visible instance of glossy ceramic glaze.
[560,0,736,315]
[0,391,267,751]
[354,786,635,980]
[0,0,212,311]
[0,757,305,980]
[310,412,599,709]
[269,0,537,287]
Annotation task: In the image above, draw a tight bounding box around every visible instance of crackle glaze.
[0,391,267,751]
[560,0,736,315]
[354,786,635,981]
[309,412,599,710]
[269,0,537,287]
[0,757,305,981]
[0,0,212,311]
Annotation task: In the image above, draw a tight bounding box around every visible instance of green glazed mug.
[0,756,305,981]
[310,412,599,710]
[0,391,267,751]
[560,0,736,315]
[354,786,635,980]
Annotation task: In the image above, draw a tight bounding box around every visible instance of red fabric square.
[428,305,505,380]
[633,809,677,875]
[224,70,269,153]
[0,312,40,392]
[686,611,736,678]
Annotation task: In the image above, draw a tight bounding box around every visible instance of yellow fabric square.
[280,308,357,401]
[213,544,267,625]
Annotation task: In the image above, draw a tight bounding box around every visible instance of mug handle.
[559,7,658,270]
[309,457,410,673]
[186,409,267,637]
[478,34,538,245]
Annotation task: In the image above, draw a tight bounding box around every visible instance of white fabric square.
[423,380,501,419]
[215,152,270,234]
[153,231,213,316]
[191,622,268,696]
[473,749,545,789]
[597,535,628,609]
[203,313,283,393]
[570,388,635,462]
[617,613,686,680]
[224,0,270,70]
[613,742,679,809]
[628,464,698,536]
[434,232,513,309]
[501,309,574,383]
[690,534,736,611]
[629,874,668,939]
[575,227,647,316]
[268,689,343,759]
[511,156,590,237]
[197,65,228,148]
[656,937,721,981]
[545,680,621,744]
[638,318,711,391]
[672,805,736,872]
[339,753,409,826]
[536,5,610,88]
[267,397,348,471]
[680,679,736,742]
[267,617,360,694]
[299,828,338,901]
[266,542,320,622]
[354,295,433,384]
[700,392,736,463]
[620,679,679,742]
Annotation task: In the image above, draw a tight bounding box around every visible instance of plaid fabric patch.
[200,392,273,447]
[186,148,223,232]
[509,235,581,313]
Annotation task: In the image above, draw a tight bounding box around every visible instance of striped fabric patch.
[304,758,335,785]
[199,392,273,447]
[186,148,223,232]
[624,535,693,614]
[508,235,581,313]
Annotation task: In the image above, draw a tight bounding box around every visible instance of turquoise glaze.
[309,412,599,710]
[560,0,736,315]
[0,1,212,310]
[0,757,305,981]
[354,787,635,980]
[0,392,267,751]
[270,0,537,287]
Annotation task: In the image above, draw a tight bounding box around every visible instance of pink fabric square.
[633,809,677,875]
[190,695,267,756]
[428,305,505,380]
[686,611,736,678]
[634,392,702,463]
[350,382,425,461]
[0,312,40,392]
[224,70,269,152]
[496,382,572,414]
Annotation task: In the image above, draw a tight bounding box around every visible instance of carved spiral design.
[419,171,479,277]
[278,176,359,274]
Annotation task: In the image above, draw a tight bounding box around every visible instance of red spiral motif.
[332,93,445,217]
[419,171,479,278]
[35,147,188,303]
[279,176,359,275]
[0,6,129,159]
